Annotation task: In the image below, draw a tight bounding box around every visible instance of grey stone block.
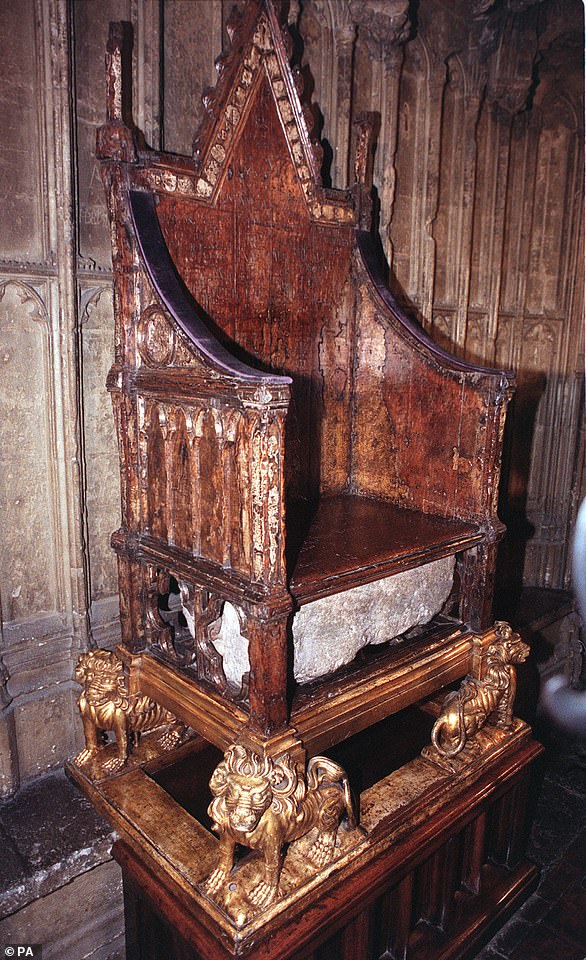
[211,556,455,685]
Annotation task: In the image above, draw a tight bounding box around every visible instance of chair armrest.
[107,187,291,592]
[129,189,291,390]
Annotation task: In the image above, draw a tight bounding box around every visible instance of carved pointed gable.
[190,0,353,225]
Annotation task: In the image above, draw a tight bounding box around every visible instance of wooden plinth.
[68,722,542,960]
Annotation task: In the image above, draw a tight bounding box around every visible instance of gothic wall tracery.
[0,0,582,792]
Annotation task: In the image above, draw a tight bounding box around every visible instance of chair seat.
[289,495,483,605]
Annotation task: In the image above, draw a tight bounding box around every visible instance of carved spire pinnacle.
[191,0,326,204]
[97,21,137,162]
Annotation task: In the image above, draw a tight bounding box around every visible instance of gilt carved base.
[74,724,542,960]
[66,623,541,957]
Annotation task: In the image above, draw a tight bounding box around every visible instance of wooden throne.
[68,4,542,958]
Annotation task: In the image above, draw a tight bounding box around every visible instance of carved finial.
[351,114,377,228]
[97,22,137,162]
[353,115,376,186]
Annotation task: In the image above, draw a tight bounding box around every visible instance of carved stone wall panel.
[0,282,58,620]
[80,284,120,605]
[0,0,86,788]
[433,57,479,351]
[0,0,47,263]
[525,114,581,318]
[299,0,357,189]
[299,3,336,180]
[13,688,81,782]
[130,0,162,148]
[498,114,534,319]
[525,365,583,587]
[390,32,458,330]
[162,0,223,156]
[469,105,512,348]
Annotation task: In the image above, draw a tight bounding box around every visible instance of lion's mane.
[208,745,306,834]
[76,649,130,730]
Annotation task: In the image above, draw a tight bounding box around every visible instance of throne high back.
[98,0,514,758]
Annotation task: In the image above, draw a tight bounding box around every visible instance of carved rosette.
[137,304,176,366]
[202,744,363,920]
[422,622,530,771]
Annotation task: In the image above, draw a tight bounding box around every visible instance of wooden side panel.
[351,261,510,524]
[137,398,286,584]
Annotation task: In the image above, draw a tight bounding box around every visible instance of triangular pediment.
[190,0,354,225]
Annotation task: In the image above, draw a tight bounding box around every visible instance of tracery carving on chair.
[179,584,229,692]
[144,567,178,659]
[135,272,209,371]
[143,569,231,692]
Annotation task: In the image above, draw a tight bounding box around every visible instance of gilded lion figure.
[73,649,188,774]
[427,623,529,764]
[204,744,359,908]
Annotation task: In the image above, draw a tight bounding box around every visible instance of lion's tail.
[431,697,467,758]
[307,757,357,829]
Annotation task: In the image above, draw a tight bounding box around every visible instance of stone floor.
[0,771,123,960]
[472,720,586,960]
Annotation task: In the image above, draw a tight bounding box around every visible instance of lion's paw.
[101,754,126,774]
[158,725,187,751]
[203,867,228,897]
[307,833,336,868]
[73,747,98,766]
[249,880,277,908]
